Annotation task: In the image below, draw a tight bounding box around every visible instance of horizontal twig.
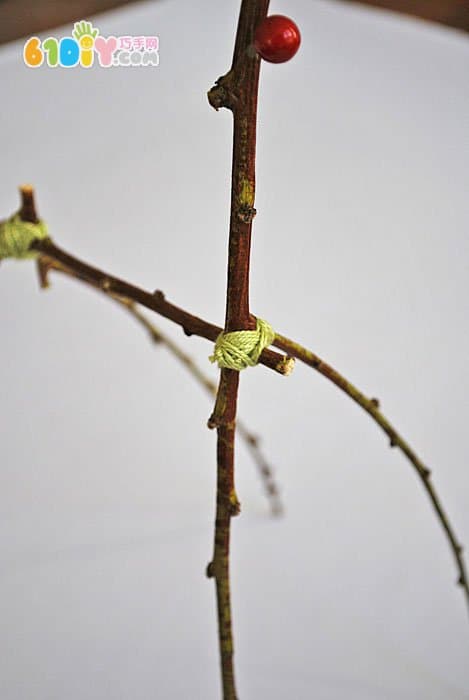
[30,237,293,376]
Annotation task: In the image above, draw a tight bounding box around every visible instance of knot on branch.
[277,356,295,376]
[237,204,257,223]
[207,411,236,430]
[150,330,163,344]
[101,277,112,291]
[229,491,241,516]
[207,73,238,111]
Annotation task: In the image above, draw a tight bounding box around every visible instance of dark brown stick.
[32,236,294,374]
[18,184,39,224]
[205,2,270,698]
[12,192,292,380]
[16,186,292,377]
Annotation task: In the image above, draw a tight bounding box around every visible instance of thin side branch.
[37,255,283,514]
[121,301,284,516]
[273,332,469,610]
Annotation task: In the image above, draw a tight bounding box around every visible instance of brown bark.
[205,2,270,698]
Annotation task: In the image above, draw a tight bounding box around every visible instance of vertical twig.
[206,2,270,698]
[18,184,38,223]
[118,301,284,516]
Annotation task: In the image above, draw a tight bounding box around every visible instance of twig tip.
[278,356,295,376]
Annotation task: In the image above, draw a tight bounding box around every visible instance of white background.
[1,0,468,697]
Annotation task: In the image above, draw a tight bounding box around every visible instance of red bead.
[254,15,301,64]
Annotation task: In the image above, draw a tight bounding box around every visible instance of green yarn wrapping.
[209,317,275,371]
[0,214,48,260]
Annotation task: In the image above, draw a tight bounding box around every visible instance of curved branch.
[273,332,469,611]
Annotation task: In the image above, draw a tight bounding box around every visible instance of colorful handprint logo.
[23,21,159,69]
[72,21,99,67]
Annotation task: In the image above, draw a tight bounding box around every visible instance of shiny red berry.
[254,15,301,64]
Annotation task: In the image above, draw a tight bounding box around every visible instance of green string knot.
[0,214,48,260]
[209,317,275,371]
